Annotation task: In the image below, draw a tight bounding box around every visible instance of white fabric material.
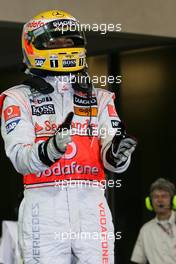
[131,211,176,264]
[18,185,114,263]
[0,221,22,264]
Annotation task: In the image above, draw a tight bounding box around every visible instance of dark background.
[1,21,176,263]
[113,47,176,263]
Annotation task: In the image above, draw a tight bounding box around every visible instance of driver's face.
[44,38,74,48]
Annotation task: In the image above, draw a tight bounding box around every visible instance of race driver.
[0,10,137,264]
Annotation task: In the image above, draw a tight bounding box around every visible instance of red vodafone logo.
[64,142,77,159]
[4,105,21,122]
[26,20,45,29]
[7,107,13,115]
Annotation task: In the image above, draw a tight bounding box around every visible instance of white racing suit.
[1,76,131,264]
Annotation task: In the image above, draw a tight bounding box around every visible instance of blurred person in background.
[131,178,176,264]
[0,10,137,264]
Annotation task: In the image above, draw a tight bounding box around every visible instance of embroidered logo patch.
[6,119,21,134]
[4,105,21,122]
[74,107,98,117]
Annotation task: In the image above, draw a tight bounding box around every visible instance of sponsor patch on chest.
[29,96,52,104]
[73,95,97,106]
[74,106,98,117]
[31,104,55,116]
